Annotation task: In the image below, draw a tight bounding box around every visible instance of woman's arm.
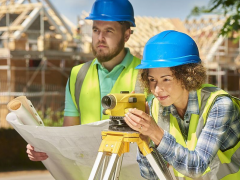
[127,96,238,178]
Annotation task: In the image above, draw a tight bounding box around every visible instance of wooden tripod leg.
[100,155,110,180]
[113,154,124,180]
[88,152,107,180]
[146,153,167,180]
[137,137,171,180]
[89,131,133,180]
[103,153,119,180]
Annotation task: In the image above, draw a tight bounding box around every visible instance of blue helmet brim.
[136,56,201,69]
[85,15,136,27]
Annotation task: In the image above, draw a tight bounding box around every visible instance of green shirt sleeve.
[64,79,79,117]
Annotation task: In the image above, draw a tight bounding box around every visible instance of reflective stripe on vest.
[69,56,141,125]
[74,60,92,122]
[151,84,240,180]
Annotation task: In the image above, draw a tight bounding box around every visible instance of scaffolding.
[79,13,240,96]
[0,0,94,128]
[185,16,240,97]
[2,3,240,127]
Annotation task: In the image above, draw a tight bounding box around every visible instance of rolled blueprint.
[6,112,23,125]
[7,96,44,126]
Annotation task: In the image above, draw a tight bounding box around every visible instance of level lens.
[101,95,116,109]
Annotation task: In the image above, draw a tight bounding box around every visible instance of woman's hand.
[124,102,164,146]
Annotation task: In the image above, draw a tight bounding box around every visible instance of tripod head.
[101,91,145,131]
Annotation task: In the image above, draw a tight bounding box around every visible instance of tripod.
[88,130,173,180]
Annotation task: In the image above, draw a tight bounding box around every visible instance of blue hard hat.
[85,0,136,27]
[136,30,201,69]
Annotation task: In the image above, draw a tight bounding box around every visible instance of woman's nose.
[154,83,163,93]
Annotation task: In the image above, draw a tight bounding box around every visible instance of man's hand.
[26,144,48,161]
[26,116,79,162]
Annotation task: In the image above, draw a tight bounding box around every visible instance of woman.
[124,30,240,180]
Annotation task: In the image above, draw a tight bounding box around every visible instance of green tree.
[189,0,240,41]
[37,108,64,127]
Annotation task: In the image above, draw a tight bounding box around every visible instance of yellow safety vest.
[151,84,240,180]
[69,56,141,125]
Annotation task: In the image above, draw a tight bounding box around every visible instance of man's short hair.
[118,21,134,34]
[118,21,131,32]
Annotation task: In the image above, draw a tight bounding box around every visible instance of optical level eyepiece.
[101,95,116,109]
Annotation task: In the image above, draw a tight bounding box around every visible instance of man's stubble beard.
[92,37,125,63]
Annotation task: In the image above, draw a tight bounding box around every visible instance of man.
[26,0,141,161]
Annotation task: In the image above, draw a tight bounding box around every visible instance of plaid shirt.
[137,91,240,179]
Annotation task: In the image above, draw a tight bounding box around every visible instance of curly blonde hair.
[140,63,206,94]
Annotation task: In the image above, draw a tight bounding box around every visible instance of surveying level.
[102,92,146,132]
[89,92,173,180]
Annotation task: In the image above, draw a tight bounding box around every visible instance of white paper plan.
[6,96,145,180]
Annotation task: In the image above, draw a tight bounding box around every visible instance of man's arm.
[63,116,80,126]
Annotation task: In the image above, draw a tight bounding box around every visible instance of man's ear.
[124,29,131,42]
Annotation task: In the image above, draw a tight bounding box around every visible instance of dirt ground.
[0,170,50,177]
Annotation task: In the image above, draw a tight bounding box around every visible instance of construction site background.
[0,2,240,129]
[0,0,240,173]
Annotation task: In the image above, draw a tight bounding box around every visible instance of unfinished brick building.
[1,1,240,128]
[0,0,94,128]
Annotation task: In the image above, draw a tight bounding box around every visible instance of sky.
[51,0,211,25]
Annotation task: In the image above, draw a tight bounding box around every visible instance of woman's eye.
[149,78,155,82]
[163,78,170,82]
